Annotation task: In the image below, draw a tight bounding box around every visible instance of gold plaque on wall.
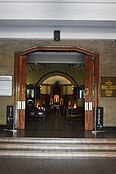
[101,77,116,97]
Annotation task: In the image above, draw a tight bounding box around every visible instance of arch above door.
[14,46,99,130]
[36,71,78,87]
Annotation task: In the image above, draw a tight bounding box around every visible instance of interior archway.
[36,71,78,87]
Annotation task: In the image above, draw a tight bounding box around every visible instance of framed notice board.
[0,75,13,96]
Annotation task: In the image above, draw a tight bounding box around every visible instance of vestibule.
[14,46,99,131]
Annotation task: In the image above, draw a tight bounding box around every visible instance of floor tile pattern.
[0,158,116,174]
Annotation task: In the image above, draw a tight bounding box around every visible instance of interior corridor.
[25,108,84,138]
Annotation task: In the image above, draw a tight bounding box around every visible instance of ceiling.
[0,0,116,39]
[26,51,85,64]
[0,20,115,39]
[26,51,85,74]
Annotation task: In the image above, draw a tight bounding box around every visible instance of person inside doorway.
[54,103,60,115]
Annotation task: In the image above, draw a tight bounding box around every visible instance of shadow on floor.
[0,112,116,138]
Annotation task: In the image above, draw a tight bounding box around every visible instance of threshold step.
[0,150,116,158]
[0,138,116,144]
[0,143,116,150]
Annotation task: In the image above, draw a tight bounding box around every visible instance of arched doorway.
[35,72,78,108]
[14,46,99,130]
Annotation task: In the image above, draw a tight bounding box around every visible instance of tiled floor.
[0,158,116,174]
[0,112,116,174]
[0,111,116,138]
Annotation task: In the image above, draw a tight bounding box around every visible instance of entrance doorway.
[25,71,84,131]
[14,46,99,131]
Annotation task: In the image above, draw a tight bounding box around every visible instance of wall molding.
[0,0,116,39]
[0,0,116,3]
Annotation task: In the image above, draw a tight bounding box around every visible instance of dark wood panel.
[15,46,97,57]
[85,56,94,130]
[95,54,99,106]
[17,56,26,129]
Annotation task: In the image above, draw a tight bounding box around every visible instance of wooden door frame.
[14,46,99,130]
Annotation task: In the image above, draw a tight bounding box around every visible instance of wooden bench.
[67,107,84,118]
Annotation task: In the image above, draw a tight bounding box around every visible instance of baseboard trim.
[103,126,116,130]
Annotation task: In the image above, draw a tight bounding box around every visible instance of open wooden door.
[85,56,94,130]
[14,55,26,129]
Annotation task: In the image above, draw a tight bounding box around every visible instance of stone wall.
[0,39,116,126]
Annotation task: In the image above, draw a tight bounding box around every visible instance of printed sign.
[96,107,103,130]
[101,77,116,97]
[0,76,12,96]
